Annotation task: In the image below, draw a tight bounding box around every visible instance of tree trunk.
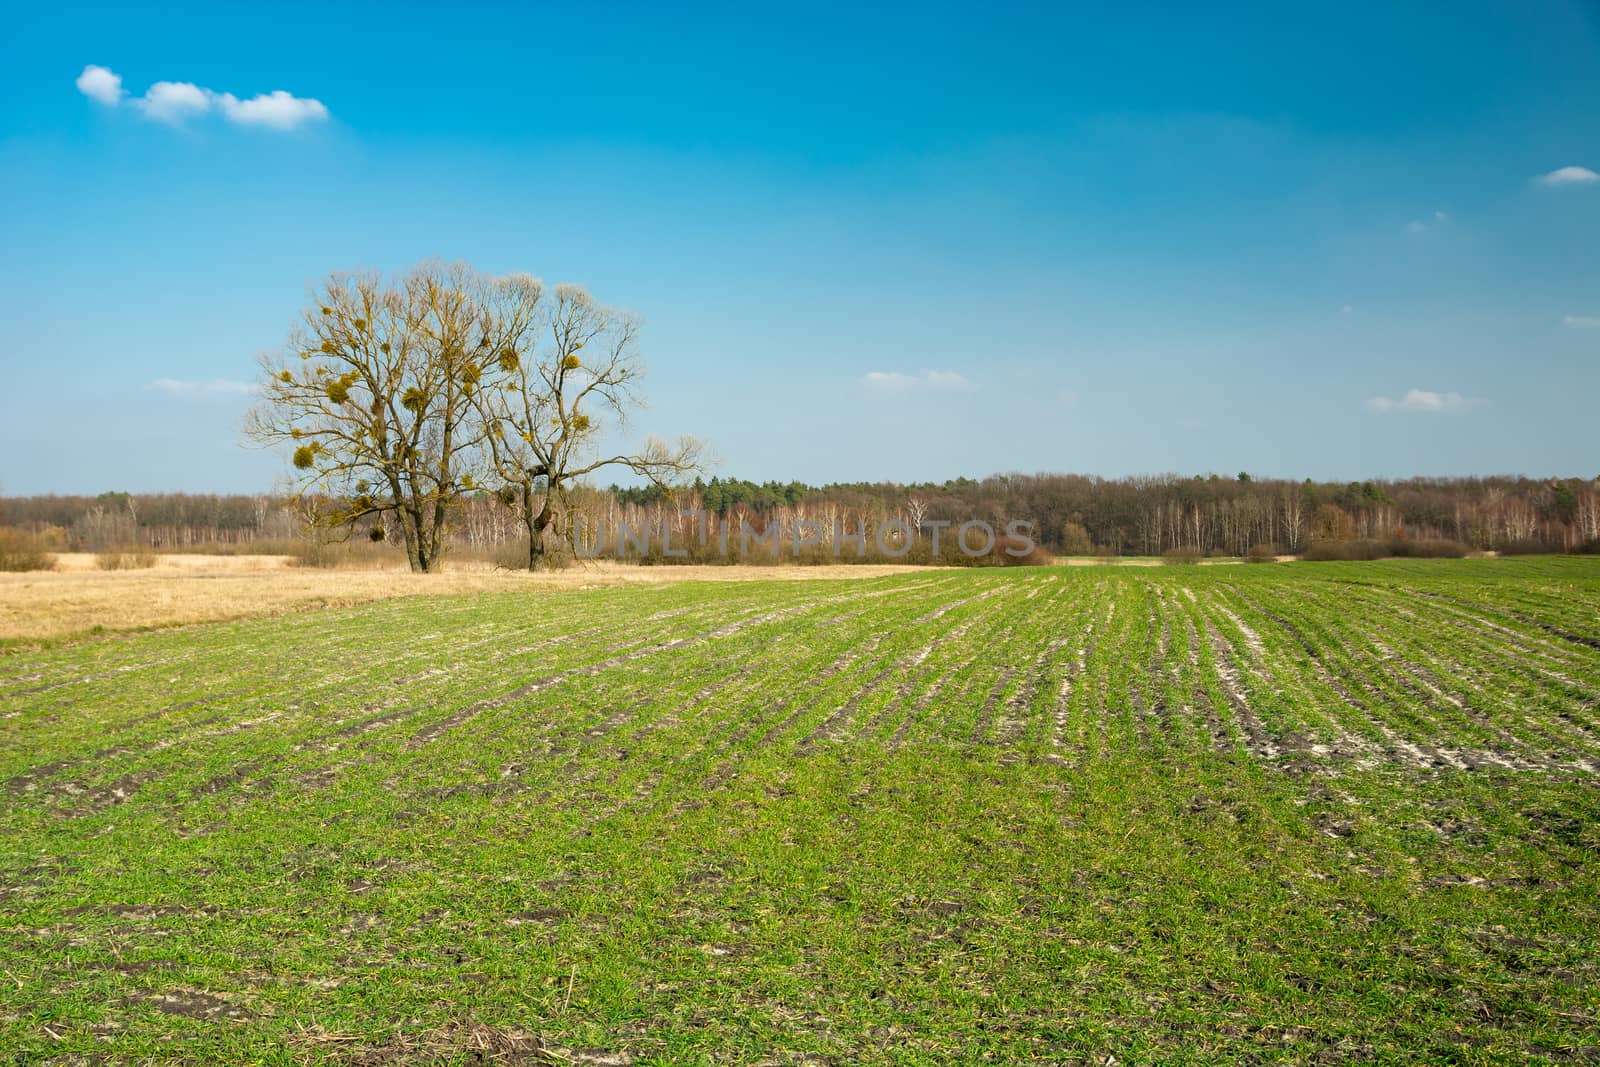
[525,488,554,571]
[397,508,423,572]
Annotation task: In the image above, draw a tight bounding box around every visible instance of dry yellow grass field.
[0,554,934,646]
[0,551,1292,648]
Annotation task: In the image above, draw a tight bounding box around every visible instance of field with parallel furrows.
[3,559,1599,1063]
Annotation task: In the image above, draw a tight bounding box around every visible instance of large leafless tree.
[473,281,702,569]
[245,262,487,572]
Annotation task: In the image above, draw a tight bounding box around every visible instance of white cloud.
[75,64,124,105]
[862,369,972,390]
[1406,210,1449,234]
[1563,314,1600,329]
[75,66,329,130]
[150,378,259,397]
[217,90,329,129]
[1536,166,1599,187]
[1366,388,1477,414]
[136,81,212,124]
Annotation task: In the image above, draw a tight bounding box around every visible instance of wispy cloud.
[861,369,972,391]
[77,65,329,130]
[150,378,259,397]
[1535,166,1599,187]
[1563,314,1600,329]
[1366,389,1478,414]
[74,64,123,105]
[1405,210,1449,234]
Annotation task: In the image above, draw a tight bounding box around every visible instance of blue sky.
[2,1,1597,495]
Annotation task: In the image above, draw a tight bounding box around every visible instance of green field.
[3,560,1599,1064]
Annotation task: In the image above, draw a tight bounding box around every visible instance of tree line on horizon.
[5,470,1598,562]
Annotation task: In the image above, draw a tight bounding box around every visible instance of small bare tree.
[245,262,486,572]
[473,282,702,569]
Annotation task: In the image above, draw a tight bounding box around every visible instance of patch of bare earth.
[126,989,252,1022]
[295,1019,635,1064]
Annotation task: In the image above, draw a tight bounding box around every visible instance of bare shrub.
[1389,538,1470,558]
[95,546,156,571]
[1302,539,1387,561]
[0,529,56,572]
[1498,538,1558,557]
[922,526,1054,568]
[487,538,534,571]
[1161,546,1203,565]
[1059,521,1093,556]
[1348,539,1392,560]
[993,533,1055,567]
[1244,543,1279,563]
[288,540,338,569]
[1303,537,1469,561]
[286,539,402,570]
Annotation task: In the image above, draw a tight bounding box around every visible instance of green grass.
[3,559,1599,1063]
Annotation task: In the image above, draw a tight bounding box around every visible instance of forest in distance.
[4,470,1599,561]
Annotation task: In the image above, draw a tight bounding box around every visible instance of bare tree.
[245,262,486,572]
[473,282,703,569]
